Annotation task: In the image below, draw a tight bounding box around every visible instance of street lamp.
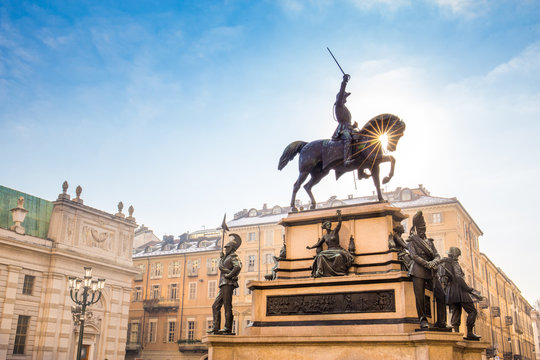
[68,267,105,360]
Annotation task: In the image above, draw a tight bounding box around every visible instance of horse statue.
[278,113,406,212]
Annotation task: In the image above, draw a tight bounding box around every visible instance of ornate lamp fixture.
[68,267,105,360]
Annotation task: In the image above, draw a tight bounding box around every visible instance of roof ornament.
[116,201,125,218]
[11,196,29,235]
[73,185,83,204]
[57,180,71,200]
[127,205,135,222]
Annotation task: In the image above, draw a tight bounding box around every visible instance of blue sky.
[1,0,539,303]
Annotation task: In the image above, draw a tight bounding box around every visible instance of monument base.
[204,332,487,360]
[203,203,487,359]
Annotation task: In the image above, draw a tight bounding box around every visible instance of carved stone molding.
[82,225,113,251]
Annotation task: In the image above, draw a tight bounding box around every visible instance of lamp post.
[68,267,105,360]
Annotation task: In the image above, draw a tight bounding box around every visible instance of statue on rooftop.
[208,234,242,335]
[306,210,354,277]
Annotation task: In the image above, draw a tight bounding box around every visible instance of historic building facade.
[0,184,137,360]
[127,185,536,360]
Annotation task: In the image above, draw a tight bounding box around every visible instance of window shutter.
[127,323,132,343]
[163,320,168,343]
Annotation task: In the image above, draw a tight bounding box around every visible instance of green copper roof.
[0,186,53,239]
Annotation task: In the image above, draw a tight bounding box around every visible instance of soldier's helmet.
[410,211,426,234]
[448,247,461,258]
[225,233,242,251]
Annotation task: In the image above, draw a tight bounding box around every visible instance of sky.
[1,0,539,303]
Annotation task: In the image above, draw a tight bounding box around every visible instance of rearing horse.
[278,114,406,211]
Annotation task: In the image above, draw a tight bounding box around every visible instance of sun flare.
[378,133,389,149]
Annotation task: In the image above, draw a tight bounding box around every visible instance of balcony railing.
[479,299,489,309]
[143,297,180,312]
[125,342,141,352]
[178,339,207,353]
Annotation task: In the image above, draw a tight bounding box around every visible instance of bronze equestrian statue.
[278,110,405,211]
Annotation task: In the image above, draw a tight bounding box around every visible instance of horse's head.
[360,114,406,153]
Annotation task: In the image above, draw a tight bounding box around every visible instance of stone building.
[126,185,536,360]
[0,184,137,360]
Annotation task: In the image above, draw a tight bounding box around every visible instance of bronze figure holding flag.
[208,233,242,335]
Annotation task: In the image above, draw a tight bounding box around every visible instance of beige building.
[0,184,138,360]
[127,185,536,360]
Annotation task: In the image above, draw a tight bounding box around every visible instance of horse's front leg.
[380,155,395,184]
[371,164,384,202]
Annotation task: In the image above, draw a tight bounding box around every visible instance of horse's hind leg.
[303,167,329,210]
[371,164,384,202]
[291,171,309,212]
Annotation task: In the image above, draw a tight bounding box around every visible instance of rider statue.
[331,73,359,166]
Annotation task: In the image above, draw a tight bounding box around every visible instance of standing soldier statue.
[439,247,483,340]
[208,233,242,335]
[407,211,448,329]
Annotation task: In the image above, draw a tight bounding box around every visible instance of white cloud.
[486,42,540,82]
[350,0,411,12]
[426,0,487,17]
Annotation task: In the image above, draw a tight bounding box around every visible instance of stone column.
[34,272,69,360]
[0,265,22,358]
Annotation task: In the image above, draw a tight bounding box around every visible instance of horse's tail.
[278,141,307,170]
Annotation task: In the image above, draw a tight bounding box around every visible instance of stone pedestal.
[206,332,486,360]
[203,203,488,359]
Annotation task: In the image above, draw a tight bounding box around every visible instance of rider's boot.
[343,142,353,166]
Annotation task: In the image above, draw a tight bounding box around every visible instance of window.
[272,206,281,215]
[232,319,237,334]
[208,280,217,299]
[135,264,145,281]
[13,315,30,354]
[22,275,35,295]
[245,280,252,295]
[248,232,257,242]
[129,321,140,343]
[168,283,178,300]
[168,320,176,342]
[206,318,214,331]
[432,213,443,224]
[245,318,252,328]
[247,255,256,272]
[151,284,160,299]
[187,260,200,276]
[400,189,412,201]
[133,286,142,301]
[188,282,197,300]
[168,261,181,278]
[150,263,163,279]
[187,320,196,340]
[233,288,238,296]
[148,319,157,343]
[207,258,219,275]
[264,253,274,265]
[264,230,274,246]
[248,209,257,217]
